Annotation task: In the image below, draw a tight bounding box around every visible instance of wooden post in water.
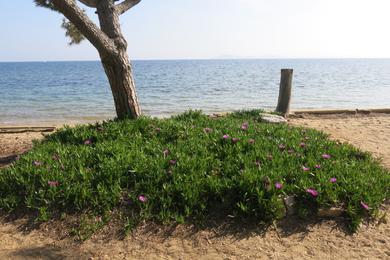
[276,69,293,117]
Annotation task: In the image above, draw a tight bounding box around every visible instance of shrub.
[0,110,389,232]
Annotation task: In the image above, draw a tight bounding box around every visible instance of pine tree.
[35,0,142,119]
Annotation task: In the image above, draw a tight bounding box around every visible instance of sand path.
[0,114,389,259]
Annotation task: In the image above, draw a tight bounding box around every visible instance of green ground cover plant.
[0,110,389,234]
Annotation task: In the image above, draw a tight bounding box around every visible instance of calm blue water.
[0,59,389,125]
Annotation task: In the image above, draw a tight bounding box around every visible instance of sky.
[1,0,390,61]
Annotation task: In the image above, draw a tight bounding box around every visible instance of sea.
[0,59,389,125]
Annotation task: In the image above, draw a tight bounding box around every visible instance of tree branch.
[116,0,141,15]
[77,0,97,8]
[51,0,116,55]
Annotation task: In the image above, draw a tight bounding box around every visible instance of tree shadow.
[9,246,66,260]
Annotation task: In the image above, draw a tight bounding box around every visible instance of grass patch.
[0,110,389,234]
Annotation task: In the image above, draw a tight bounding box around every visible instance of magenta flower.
[315,164,321,169]
[48,181,59,187]
[306,188,319,197]
[241,122,249,131]
[223,134,230,139]
[322,154,331,159]
[232,138,240,144]
[360,201,369,210]
[279,144,286,150]
[275,182,283,190]
[84,139,93,145]
[302,166,310,171]
[155,127,161,133]
[203,128,213,133]
[299,142,306,148]
[169,159,177,165]
[138,195,147,203]
[33,160,42,167]
[330,177,337,183]
[163,149,170,157]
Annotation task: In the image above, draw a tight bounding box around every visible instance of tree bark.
[100,51,141,119]
[96,0,141,119]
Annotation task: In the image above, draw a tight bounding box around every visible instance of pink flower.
[223,134,230,139]
[315,164,321,169]
[360,201,369,210]
[163,149,170,157]
[279,144,286,150]
[155,128,161,133]
[232,138,240,144]
[203,128,213,133]
[169,159,177,165]
[299,142,306,148]
[33,161,42,166]
[330,177,337,183]
[302,166,310,171]
[138,195,147,203]
[306,188,319,197]
[48,181,59,187]
[241,122,249,131]
[248,139,255,144]
[84,139,93,145]
[275,182,283,190]
[287,149,294,154]
[322,154,331,159]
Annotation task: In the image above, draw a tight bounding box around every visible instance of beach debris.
[318,207,344,218]
[259,113,287,124]
[283,195,296,215]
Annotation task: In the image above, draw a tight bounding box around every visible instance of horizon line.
[1,57,390,63]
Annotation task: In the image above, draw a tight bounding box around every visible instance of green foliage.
[61,19,85,45]
[0,110,389,233]
[35,0,85,45]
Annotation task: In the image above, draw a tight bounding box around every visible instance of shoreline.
[1,108,390,128]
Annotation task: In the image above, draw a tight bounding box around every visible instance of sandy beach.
[0,113,389,259]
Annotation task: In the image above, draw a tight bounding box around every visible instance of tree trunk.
[96,0,141,119]
[100,51,141,119]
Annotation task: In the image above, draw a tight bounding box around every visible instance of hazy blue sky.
[1,0,390,61]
